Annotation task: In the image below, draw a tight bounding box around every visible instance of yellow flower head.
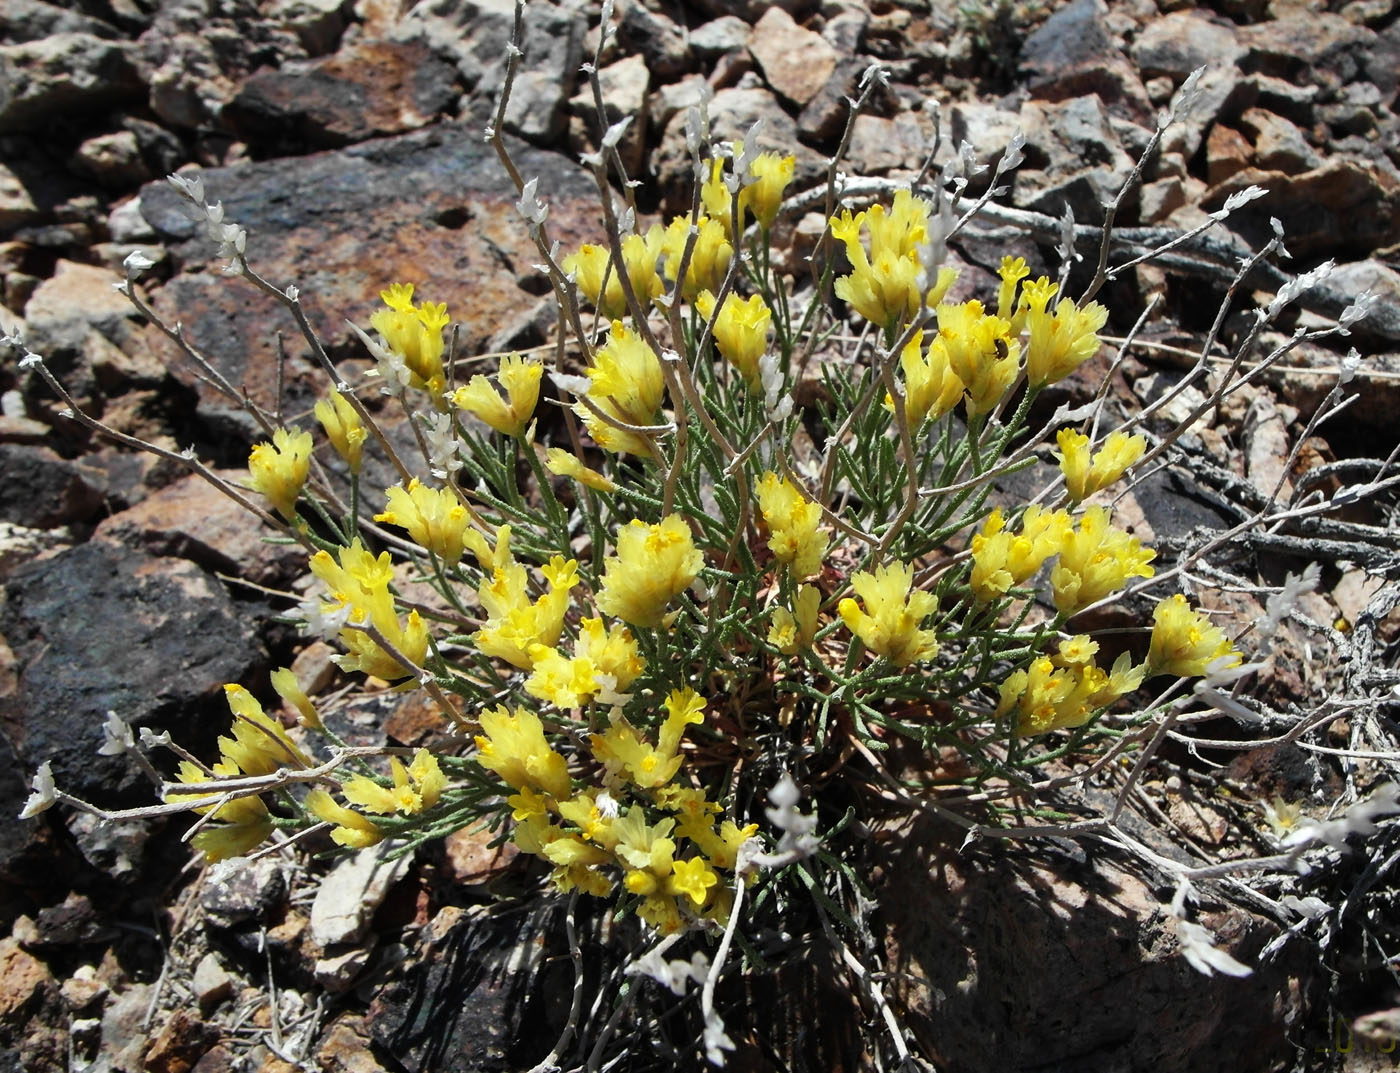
[934,300,1019,417]
[452,353,542,438]
[563,228,665,320]
[1056,428,1146,502]
[1021,278,1109,388]
[474,552,579,670]
[270,666,320,730]
[838,561,939,666]
[524,616,645,709]
[998,655,1107,736]
[969,506,1072,603]
[695,289,771,390]
[1049,507,1156,615]
[544,447,616,492]
[341,749,445,816]
[996,255,1030,320]
[743,151,796,229]
[474,705,571,799]
[662,215,733,302]
[596,514,704,629]
[1147,594,1241,678]
[217,683,311,776]
[769,584,821,655]
[888,329,964,429]
[370,283,450,398]
[314,391,367,473]
[248,428,312,520]
[830,190,932,331]
[309,539,431,680]
[305,788,383,849]
[756,471,828,579]
[576,321,666,457]
[375,478,472,566]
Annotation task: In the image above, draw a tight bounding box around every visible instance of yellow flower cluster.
[969,506,1072,604]
[829,190,937,331]
[543,447,616,492]
[306,749,447,848]
[376,479,473,566]
[997,637,1144,736]
[839,561,938,666]
[1016,277,1109,387]
[701,149,798,232]
[472,525,578,670]
[248,428,312,520]
[576,321,666,457]
[1050,506,1156,615]
[769,584,820,655]
[662,216,733,302]
[696,289,771,390]
[596,514,704,629]
[1147,594,1241,678]
[889,329,964,429]
[453,353,542,439]
[370,283,450,399]
[314,391,366,473]
[475,692,756,932]
[562,228,665,321]
[309,539,431,681]
[1056,428,1146,502]
[756,471,828,579]
[526,616,645,709]
[934,300,1020,418]
[170,684,311,861]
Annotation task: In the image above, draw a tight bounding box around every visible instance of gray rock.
[1160,67,1244,163]
[202,856,287,929]
[107,197,158,244]
[846,111,933,174]
[616,0,691,80]
[310,844,411,948]
[192,953,234,1008]
[394,0,585,142]
[0,162,39,231]
[689,15,752,57]
[1238,108,1321,173]
[0,0,120,41]
[0,34,144,133]
[0,540,266,806]
[568,53,650,176]
[797,55,885,143]
[648,72,710,135]
[1130,10,1244,79]
[69,131,151,189]
[267,0,352,56]
[1016,95,1135,220]
[0,444,105,529]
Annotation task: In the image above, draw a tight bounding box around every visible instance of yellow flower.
[1049,507,1156,615]
[934,300,1019,417]
[998,656,1107,736]
[563,228,665,320]
[838,561,938,666]
[887,329,964,429]
[170,751,276,862]
[596,515,704,628]
[695,289,770,390]
[830,190,931,330]
[995,255,1030,320]
[544,447,617,492]
[217,684,311,775]
[1056,428,1146,502]
[1021,278,1109,388]
[474,705,571,799]
[742,151,796,229]
[370,283,450,398]
[309,540,431,680]
[341,750,444,816]
[525,617,644,708]
[661,215,733,302]
[314,390,367,473]
[667,856,720,908]
[270,666,321,729]
[474,552,578,670]
[769,584,820,655]
[1146,594,1241,678]
[305,788,383,849]
[452,353,542,438]
[248,428,312,520]
[375,479,472,566]
[576,321,666,457]
[968,506,1072,603]
[756,472,828,579]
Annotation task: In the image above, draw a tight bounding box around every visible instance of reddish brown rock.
[748,7,838,108]
[226,41,459,150]
[144,1008,219,1073]
[1206,123,1254,186]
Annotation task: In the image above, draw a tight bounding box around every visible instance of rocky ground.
[2,0,1400,1069]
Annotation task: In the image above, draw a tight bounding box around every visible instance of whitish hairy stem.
[349,619,471,730]
[19,352,311,551]
[838,935,912,1067]
[699,871,746,1058]
[235,257,416,487]
[524,891,583,1073]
